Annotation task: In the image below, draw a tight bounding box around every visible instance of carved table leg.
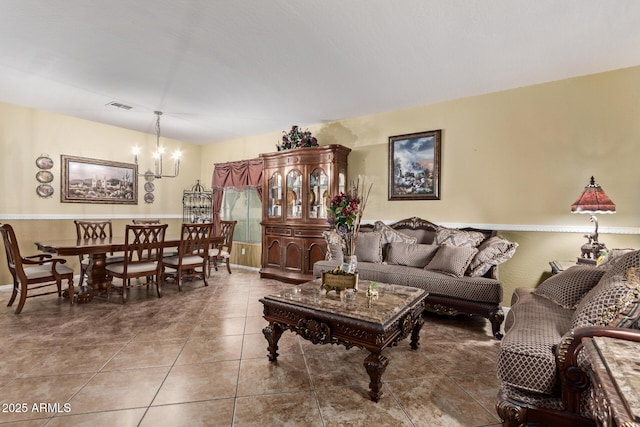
[410,316,425,350]
[364,351,389,402]
[262,322,284,362]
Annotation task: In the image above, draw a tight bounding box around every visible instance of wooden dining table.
[35,234,223,303]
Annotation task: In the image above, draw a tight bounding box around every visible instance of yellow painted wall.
[3,65,640,307]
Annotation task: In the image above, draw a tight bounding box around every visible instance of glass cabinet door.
[286,169,302,219]
[309,167,328,219]
[338,168,347,193]
[268,172,283,218]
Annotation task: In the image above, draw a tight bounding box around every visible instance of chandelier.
[133,111,181,178]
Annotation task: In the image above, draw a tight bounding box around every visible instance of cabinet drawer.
[266,227,292,237]
[293,229,325,238]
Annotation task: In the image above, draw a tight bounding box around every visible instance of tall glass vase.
[342,254,357,274]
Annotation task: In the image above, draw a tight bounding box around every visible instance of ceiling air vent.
[106,101,133,110]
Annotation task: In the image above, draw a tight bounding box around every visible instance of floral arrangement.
[276,125,319,151]
[327,177,372,257]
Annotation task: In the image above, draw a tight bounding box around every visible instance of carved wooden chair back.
[105,224,167,303]
[0,223,74,314]
[162,222,213,291]
[209,220,237,275]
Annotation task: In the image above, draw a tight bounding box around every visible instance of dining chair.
[208,220,237,276]
[162,222,214,291]
[1,223,75,314]
[105,224,167,303]
[74,220,124,287]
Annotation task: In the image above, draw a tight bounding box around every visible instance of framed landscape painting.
[388,130,441,200]
[61,155,138,204]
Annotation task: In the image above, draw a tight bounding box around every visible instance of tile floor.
[0,269,503,427]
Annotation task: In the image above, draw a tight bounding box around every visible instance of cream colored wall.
[199,65,640,305]
[3,66,640,305]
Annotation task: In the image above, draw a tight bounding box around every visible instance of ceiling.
[2,1,640,144]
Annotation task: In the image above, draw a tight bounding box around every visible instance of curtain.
[211,158,262,234]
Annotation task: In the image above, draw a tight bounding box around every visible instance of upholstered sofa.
[496,249,640,426]
[313,217,518,339]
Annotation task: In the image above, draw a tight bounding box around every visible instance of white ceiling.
[2,1,640,144]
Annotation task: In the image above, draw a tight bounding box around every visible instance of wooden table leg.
[410,315,425,350]
[76,253,109,303]
[364,351,389,402]
[263,322,284,362]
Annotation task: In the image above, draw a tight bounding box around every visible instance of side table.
[549,260,577,275]
[584,336,640,427]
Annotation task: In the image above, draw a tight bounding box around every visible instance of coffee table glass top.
[263,279,427,324]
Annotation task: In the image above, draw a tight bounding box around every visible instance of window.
[220,188,261,243]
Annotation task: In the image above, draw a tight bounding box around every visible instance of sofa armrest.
[557,326,640,412]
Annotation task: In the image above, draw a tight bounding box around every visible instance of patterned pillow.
[322,230,343,263]
[467,236,518,277]
[373,221,418,245]
[385,242,439,268]
[434,227,485,248]
[424,245,478,277]
[533,266,606,309]
[597,248,637,268]
[598,249,640,283]
[571,272,640,329]
[354,232,383,263]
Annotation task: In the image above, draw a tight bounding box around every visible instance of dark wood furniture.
[35,234,222,303]
[260,279,428,402]
[1,223,75,314]
[584,335,640,427]
[207,220,236,275]
[163,222,213,291]
[74,219,123,287]
[105,224,168,303]
[259,145,350,284]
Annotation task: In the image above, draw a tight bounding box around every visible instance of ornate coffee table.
[260,279,428,401]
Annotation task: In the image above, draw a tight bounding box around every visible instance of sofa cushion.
[497,288,574,394]
[467,236,518,277]
[385,242,438,268]
[354,231,383,263]
[597,248,636,268]
[571,272,640,329]
[434,227,485,248]
[312,259,503,305]
[425,244,478,277]
[533,266,606,309]
[373,221,418,245]
[598,249,640,282]
[322,230,343,263]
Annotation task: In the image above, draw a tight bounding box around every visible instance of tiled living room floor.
[0,269,502,427]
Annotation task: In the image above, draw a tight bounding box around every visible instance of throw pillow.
[424,244,478,277]
[597,248,636,268]
[434,227,485,248]
[598,249,640,283]
[467,236,518,277]
[354,232,383,263]
[385,242,439,268]
[322,230,343,263]
[373,221,418,245]
[571,272,640,329]
[533,265,606,309]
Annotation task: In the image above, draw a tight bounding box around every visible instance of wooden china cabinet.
[259,145,350,283]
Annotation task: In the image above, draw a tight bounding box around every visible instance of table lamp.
[570,176,616,263]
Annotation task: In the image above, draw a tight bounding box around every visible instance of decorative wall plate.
[144,182,155,192]
[36,184,54,198]
[35,155,54,170]
[36,170,54,183]
[144,170,155,181]
[144,193,155,203]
